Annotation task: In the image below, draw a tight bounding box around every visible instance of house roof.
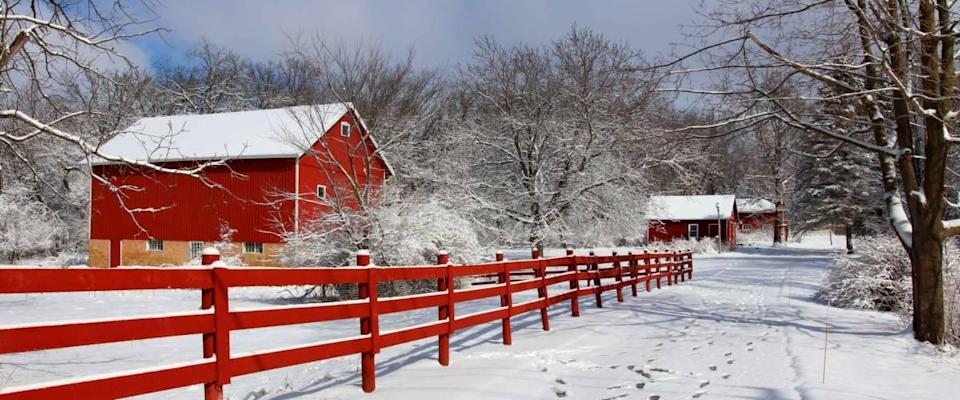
[646,195,737,220]
[736,198,776,214]
[95,103,394,174]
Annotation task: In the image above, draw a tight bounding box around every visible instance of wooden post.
[566,248,580,317]
[612,251,624,303]
[655,253,662,290]
[667,251,675,286]
[532,248,550,331]
[201,248,220,400]
[643,250,652,292]
[205,266,230,400]
[496,251,512,345]
[687,251,694,280]
[628,251,639,297]
[437,251,451,366]
[590,250,602,308]
[357,250,376,392]
[679,251,687,282]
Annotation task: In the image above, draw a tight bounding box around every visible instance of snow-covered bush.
[0,187,66,263]
[645,238,718,255]
[738,230,774,247]
[818,235,960,345]
[279,197,486,300]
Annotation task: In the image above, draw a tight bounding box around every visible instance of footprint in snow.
[649,395,661,400]
[747,347,755,352]
[627,365,636,370]
[708,364,718,371]
[647,358,656,363]
[726,359,736,365]
[745,341,754,346]
[692,389,708,398]
[552,386,568,398]
[555,378,566,385]
[636,382,646,389]
[721,373,731,379]
[699,380,710,388]
[707,340,715,345]
[691,346,701,351]
[601,395,627,400]
[655,343,664,347]
[724,352,733,357]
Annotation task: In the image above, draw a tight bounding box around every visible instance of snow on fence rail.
[0,248,693,400]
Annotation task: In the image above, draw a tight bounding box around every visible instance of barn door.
[110,240,121,268]
[708,224,719,237]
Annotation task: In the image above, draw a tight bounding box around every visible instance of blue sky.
[130,1,708,70]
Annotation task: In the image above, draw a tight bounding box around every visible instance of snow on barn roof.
[646,195,737,221]
[96,103,357,164]
[736,198,776,214]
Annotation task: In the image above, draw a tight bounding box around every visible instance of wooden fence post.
[566,248,580,317]
[643,250,652,292]
[655,253,662,290]
[532,248,550,331]
[667,251,675,286]
[437,251,451,366]
[208,266,231,400]
[357,250,377,393]
[628,251,639,297]
[612,251,624,303]
[201,247,220,400]
[679,250,687,282]
[590,250,602,308]
[497,251,513,345]
[687,251,694,280]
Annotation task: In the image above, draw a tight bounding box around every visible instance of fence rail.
[0,249,693,400]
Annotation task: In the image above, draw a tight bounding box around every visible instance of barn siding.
[90,158,297,244]
[297,111,388,224]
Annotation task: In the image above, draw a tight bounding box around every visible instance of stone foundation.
[87,239,286,267]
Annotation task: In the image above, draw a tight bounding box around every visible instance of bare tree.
[656,0,960,344]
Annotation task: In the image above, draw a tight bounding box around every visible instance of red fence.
[0,249,693,399]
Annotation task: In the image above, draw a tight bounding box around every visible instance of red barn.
[88,103,392,267]
[646,195,738,246]
[736,198,788,238]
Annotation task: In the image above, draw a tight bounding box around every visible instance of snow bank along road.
[1,246,957,399]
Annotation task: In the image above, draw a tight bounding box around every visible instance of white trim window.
[147,239,164,252]
[189,241,204,259]
[340,121,351,137]
[243,242,264,254]
[317,185,327,199]
[687,224,699,239]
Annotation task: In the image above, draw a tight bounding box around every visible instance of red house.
[736,198,788,238]
[646,195,738,246]
[88,103,392,267]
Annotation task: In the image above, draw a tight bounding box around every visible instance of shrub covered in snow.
[737,230,775,247]
[0,187,66,263]
[645,238,718,254]
[818,235,960,345]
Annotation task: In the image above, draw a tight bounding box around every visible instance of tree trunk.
[845,224,854,254]
[773,201,785,245]
[910,228,946,344]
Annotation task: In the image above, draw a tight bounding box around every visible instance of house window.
[688,224,699,239]
[340,121,351,137]
[317,185,327,198]
[189,241,204,259]
[147,239,164,252]
[244,242,264,254]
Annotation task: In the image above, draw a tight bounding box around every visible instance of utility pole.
[715,202,723,253]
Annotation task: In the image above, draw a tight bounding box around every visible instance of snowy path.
[2,246,957,399]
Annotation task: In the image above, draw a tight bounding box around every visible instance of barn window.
[687,224,699,239]
[189,242,203,259]
[244,242,264,254]
[147,239,164,252]
[340,121,351,137]
[316,185,327,198]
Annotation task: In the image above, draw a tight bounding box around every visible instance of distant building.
[88,103,392,267]
[736,198,787,238]
[646,195,738,246]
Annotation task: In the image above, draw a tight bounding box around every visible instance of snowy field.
[1,235,958,399]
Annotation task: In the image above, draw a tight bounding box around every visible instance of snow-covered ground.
[2,234,957,399]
